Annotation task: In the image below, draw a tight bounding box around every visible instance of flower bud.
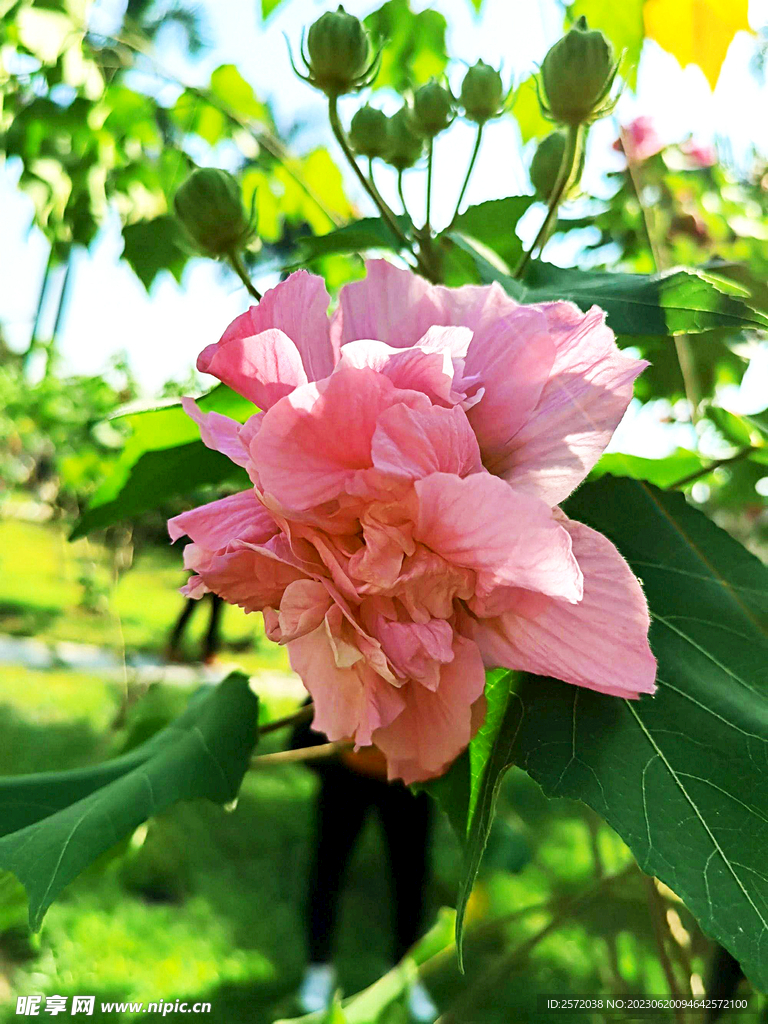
[459,60,504,124]
[540,16,617,126]
[529,130,585,201]
[173,168,253,258]
[305,6,371,96]
[384,106,424,171]
[412,78,454,138]
[349,105,390,159]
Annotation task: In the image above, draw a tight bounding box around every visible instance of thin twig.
[668,447,754,490]
[250,741,351,768]
[619,126,702,422]
[258,703,314,736]
[513,123,583,279]
[327,94,430,276]
[437,864,635,1024]
[643,875,689,1024]
[449,122,483,228]
[226,249,262,301]
[425,138,434,232]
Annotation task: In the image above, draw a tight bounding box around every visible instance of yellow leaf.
[643,0,752,89]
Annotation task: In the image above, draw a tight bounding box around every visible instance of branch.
[668,447,754,490]
[258,703,313,736]
[250,740,351,768]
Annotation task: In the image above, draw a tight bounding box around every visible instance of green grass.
[0,519,289,672]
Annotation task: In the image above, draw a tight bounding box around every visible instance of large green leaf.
[444,477,768,986]
[71,385,253,538]
[295,216,410,263]
[449,250,768,338]
[591,449,708,488]
[448,196,534,269]
[0,673,258,929]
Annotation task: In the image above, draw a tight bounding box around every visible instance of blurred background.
[2,0,768,1020]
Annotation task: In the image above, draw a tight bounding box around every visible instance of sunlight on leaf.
[644,0,753,88]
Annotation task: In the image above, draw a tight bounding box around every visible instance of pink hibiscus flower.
[613,116,664,164]
[169,261,656,784]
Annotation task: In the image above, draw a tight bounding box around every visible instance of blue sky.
[2,0,768,456]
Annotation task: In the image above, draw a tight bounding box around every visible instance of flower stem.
[258,703,314,736]
[226,249,262,301]
[250,740,351,768]
[513,122,584,279]
[425,138,434,231]
[397,170,411,222]
[449,122,484,227]
[328,93,426,271]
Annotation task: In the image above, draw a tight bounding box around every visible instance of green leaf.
[520,262,768,336]
[569,0,645,90]
[365,0,448,92]
[296,216,410,262]
[446,477,768,987]
[261,0,286,19]
[121,215,188,291]
[449,196,535,269]
[71,386,253,539]
[512,75,551,144]
[591,449,709,488]
[0,673,258,929]
[209,64,267,122]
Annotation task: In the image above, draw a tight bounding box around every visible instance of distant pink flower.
[614,116,664,164]
[680,138,717,168]
[169,262,656,783]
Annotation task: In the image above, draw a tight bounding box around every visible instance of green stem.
[668,447,754,490]
[425,138,434,231]
[258,703,313,736]
[449,122,484,227]
[226,250,262,302]
[513,122,583,279]
[45,251,74,379]
[327,94,428,272]
[397,170,411,222]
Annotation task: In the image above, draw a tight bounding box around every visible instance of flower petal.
[181,535,305,612]
[466,516,656,698]
[198,328,308,411]
[335,260,440,348]
[372,403,483,481]
[414,472,583,601]
[168,488,275,547]
[373,635,486,783]
[495,304,648,505]
[253,367,428,511]
[210,270,335,382]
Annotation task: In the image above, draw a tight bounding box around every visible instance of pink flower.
[169,262,656,784]
[680,138,717,168]
[613,116,664,164]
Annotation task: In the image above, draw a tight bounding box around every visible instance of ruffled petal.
[180,398,254,468]
[373,635,486,783]
[466,516,656,698]
[168,488,275,548]
[371,403,482,481]
[182,535,306,612]
[414,472,583,601]
[253,367,428,511]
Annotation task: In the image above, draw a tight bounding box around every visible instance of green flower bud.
[540,16,617,126]
[530,131,566,200]
[459,60,504,125]
[412,78,454,138]
[173,168,253,258]
[384,106,424,171]
[305,5,371,96]
[349,105,390,159]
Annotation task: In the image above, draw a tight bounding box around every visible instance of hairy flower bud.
[305,6,372,96]
[540,16,617,126]
[173,168,253,258]
[384,106,424,171]
[412,78,454,138]
[349,105,390,159]
[459,60,504,124]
